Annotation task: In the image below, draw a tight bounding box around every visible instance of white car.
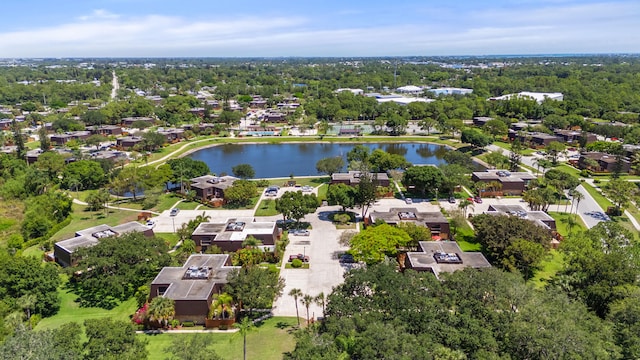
[146,220,156,229]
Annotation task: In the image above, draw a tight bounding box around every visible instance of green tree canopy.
[315,156,345,176]
[403,165,444,196]
[276,191,319,222]
[349,224,411,264]
[232,163,255,179]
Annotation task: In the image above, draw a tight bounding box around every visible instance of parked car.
[170,208,180,216]
[448,197,456,204]
[339,254,355,263]
[405,198,413,204]
[276,219,295,228]
[473,196,483,204]
[146,220,156,229]
[289,254,309,262]
[296,230,310,236]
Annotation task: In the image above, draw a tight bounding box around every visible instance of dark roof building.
[149,254,240,324]
[368,207,450,239]
[577,152,631,173]
[471,170,537,196]
[405,241,491,279]
[330,171,390,187]
[189,175,238,202]
[54,222,154,267]
[486,204,556,230]
[191,218,279,252]
[122,117,155,127]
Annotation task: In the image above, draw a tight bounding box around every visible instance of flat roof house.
[578,152,631,173]
[330,171,390,187]
[157,128,185,142]
[471,170,537,196]
[191,218,279,252]
[50,131,91,146]
[54,222,154,267]
[368,207,451,240]
[489,92,563,104]
[553,129,597,144]
[86,125,123,136]
[116,136,144,149]
[405,241,491,279]
[121,117,155,127]
[486,204,556,231]
[189,175,238,202]
[150,254,240,324]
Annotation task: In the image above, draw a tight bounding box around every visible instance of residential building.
[121,117,155,127]
[330,171,390,187]
[191,218,280,252]
[405,241,491,279]
[471,170,537,196]
[553,129,597,144]
[54,222,154,267]
[396,85,424,95]
[335,88,364,95]
[189,108,206,117]
[486,204,556,230]
[50,131,91,146]
[189,175,238,202]
[509,131,562,148]
[473,117,494,126]
[149,254,239,324]
[157,128,185,142]
[368,207,451,240]
[86,125,123,136]
[577,152,631,173]
[116,136,144,149]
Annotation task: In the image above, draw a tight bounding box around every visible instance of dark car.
[448,197,456,204]
[339,254,355,263]
[473,196,483,204]
[289,254,309,262]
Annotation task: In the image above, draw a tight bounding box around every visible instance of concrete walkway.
[71,197,160,215]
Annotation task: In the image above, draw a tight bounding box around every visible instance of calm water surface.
[188,142,452,178]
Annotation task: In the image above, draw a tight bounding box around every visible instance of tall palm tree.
[301,294,314,325]
[458,199,474,217]
[289,288,302,326]
[148,296,175,328]
[234,317,255,360]
[314,292,326,318]
[571,190,585,215]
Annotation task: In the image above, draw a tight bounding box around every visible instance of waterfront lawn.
[255,199,279,217]
[140,316,298,360]
[50,204,139,242]
[36,276,137,331]
[267,176,329,187]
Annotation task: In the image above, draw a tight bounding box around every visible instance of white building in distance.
[489,92,564,104]
[335,88,364,95]
[396,85,424,95]
[428,87,474,96]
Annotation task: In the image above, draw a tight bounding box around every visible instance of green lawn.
[267,177,329,187]
[176,200,202,210]
[581,183,613,210]
[316,183,328,201]
[547,212,587,237]
[50,204,140,242]
[493,141,536,155]
[36,277,137,331]
[255,199,279,216]
[530,250,565,288]
[155,233,180,248]
[141,316,298,360]
[554,164,582,177]
[453,222,482,251]
[153,193,184,212]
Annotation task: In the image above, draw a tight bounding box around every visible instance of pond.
[188,142,458,179]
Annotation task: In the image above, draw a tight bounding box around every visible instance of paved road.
[573,184,607,229]
[271,205,350,320]
[110,71,119,100]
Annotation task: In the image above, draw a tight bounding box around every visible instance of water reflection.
[189,142,453,178]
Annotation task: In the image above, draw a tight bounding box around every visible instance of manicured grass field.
[140,316,298,360]
[316,183,328,201]
[267,176,329,187]
[255,199,279,216]
[493,141,536,155]
[531,249,565,288]
[155,232,180,249]
[554,164,582,177]
[453,222,482,251]
[36,277,137,331]
[547,212,586,236]
[50,204,139,242]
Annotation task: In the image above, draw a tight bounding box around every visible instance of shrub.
[170,319,180,328]
[255,179,270,187]
[579,169,592,177]
[219,325,228,330]
[593,179,601,184]
[333,213,351,225]
[181,321,195,327]
[291,259,303,268]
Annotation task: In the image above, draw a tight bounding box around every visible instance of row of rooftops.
[192,217,277,242]
[55,221,151,255]
[471,170,537,183]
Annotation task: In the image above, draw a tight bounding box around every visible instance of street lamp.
[172,218,176,233]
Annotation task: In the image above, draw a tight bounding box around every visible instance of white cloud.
[1,3,639,57]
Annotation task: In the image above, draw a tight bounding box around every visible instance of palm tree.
[314,292,326,318]
[571,190,585,215]
[234,317,255,360]
[289,288,302,326]
[566,215,577,235]
[148,296,175,328]
[301,294,314,325]
[458,199,474,217]
[212,293,234,319]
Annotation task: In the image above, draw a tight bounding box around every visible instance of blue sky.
[1,0,639,57]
